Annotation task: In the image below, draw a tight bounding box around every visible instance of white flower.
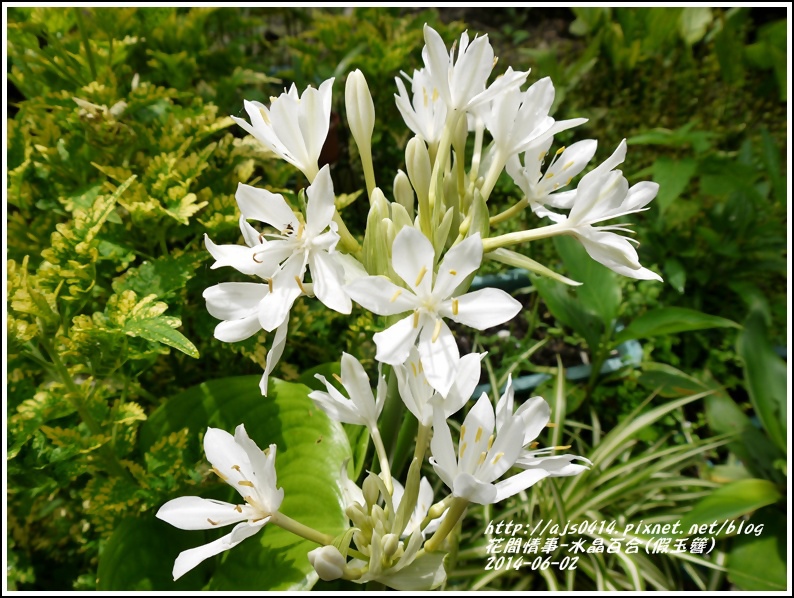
[309,353,387,429]
[156,425,284,580]
[422,25,527,114]
[484,78,587,161]
[232,78,334,181]
[307,545,348,582]
[551,140,662,281]
[507,138,597,216]
[202,283,289,396]
[391,476,445,537]
[496,376,591,477]
[205,165,352,333]
[430,392,563,505]
[346,228,521,395]
[394,67,447,146]
[394,346,483,426]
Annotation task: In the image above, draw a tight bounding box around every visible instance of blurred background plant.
[5,6,788,591]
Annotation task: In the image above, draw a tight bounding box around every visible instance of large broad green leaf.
[680,479,782,533]
[727,508,787,590]
[135,376,352,590]
[614,307,739,344]
[638,362,708,398]
[737,308,787,452]
[652,157,697,214]
[98,517,212,590]
[112,252,207,300]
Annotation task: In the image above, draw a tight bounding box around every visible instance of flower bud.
[393,169,415,217]
[406,136,431,215]
[381,533,400,558]
[308,545,347,581]
[361,189,391,276]
[362,472,382,508]
[345,69,375,150]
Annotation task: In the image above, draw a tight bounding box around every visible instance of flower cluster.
[158,23,660,589]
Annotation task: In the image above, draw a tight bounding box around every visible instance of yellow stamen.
[566,177,573,185]
[459,442,467,458]
[478,451,487,465]
[253,253,263,264]
[529,442,539,449]
[390,289,403,303]
[546,423,557,428]
[449,269,457,275]
[555,445,572,450]
[475,427,483,443]
[211,467,227,481]
[410,362,417,377]
[431,319,442,343]
[432,88,439,102]
[486,435,495,451]
[234,505,243,513]
[332,373,344,385]
[207,518,219,525]
[414,265,428,287]
[491,452,505,464]
[556,146,566,155]
[297,222,305,238]
[295,276,308,294]
[423,88,429,107]
[413,310,420,328]
[460,424,467,440]
[231,465,242,472]
[563,161,574,170]
[238,480,255,487]
[252,517,267,523]
[538,151,546,161]
[418,360,424,373]
[266,278,273,293]
[545,172,555,179]
[452,298,459,316]
[492,56,499,68]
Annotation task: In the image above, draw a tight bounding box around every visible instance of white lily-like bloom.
[394,346,484,426]
[496,376,591,477]
[346,228,522,396]
[205,165,352,333]
[232,78,334,181]
[391,477,445,537]
[309,353,387,429]
[422,24,528,114]
[549,140,662,281]
[430,391,583,505]
[202,283,289,396]
[507,138,598,216]
[394,67,447,146]
[484,78,587,162]
[156,425,284,580]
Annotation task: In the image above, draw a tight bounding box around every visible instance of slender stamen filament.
[295,276,308,294]
[238,480,255,487]
[266,278,273,293]
[413,310,420,328]
[332,373,344,385]
[207,518,219,525]
[389,289,403,303]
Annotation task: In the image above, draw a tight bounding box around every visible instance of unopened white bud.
[345,69,375,149]
[382,533,400,558]
[393,169,415,217]
[308,545,347,581]
[406,136,431,212]
[362,472,381,508]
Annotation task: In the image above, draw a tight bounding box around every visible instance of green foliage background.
[5,6,788,592]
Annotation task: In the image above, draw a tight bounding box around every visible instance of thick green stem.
[479,147,507,202]
[270,511,334,545]
[490,197,529,226]
[424,497,469,552]
[481,222,567,252]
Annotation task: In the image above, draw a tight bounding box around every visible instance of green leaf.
[113,252,207,299]
[532,273,603,352]
[652,157,697,214]
[737,308,787,452]
[638,362,707,398]
[112,292,199,358]
[680,479,781,532]
[98,517,211,590]
[139,376,352,591]
[663,258,686,294]
[614,307,740,344]
[727,508,787,590]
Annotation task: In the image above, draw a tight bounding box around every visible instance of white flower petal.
[309,376,368,425]
[204,234,275,277]
[432,234,483,300]
[235,183,299,230]
[494,469,550,502]
[257,253,307,332]
[443,352,484,417]
[204,283,268,322]
[346,276,417,315]
[156,496,249,530]
[391,227,435,295]
[310,251,351,314]
[305,165,336,236]
[441,288,522,330]
[203,428,256,495]
[453,472,498,504]
[418,316,459,396]
[214,315,262,343]
[514,396,551,446]
[171,521,264,581]
[373,313,422,366]
[261,316,289,396]
[233,427,284,511]
[430,406,458,481]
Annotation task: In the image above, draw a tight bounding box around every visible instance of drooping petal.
[261,316,289,396]
[214,315,262,343]
[391,227,435,296]
[346,276,418,316]
[235,183,299,230]
[310,251,351,315]
[516,453,591,477]
[171,521,264,581]
[418,315,459,396]
[429,406,458,485]
[204,234,275,277]
[204,283,268,322]
[304,165,336,236]
[156,496,250,530]
[309,375,368,425]
[340,352,379,424]
[372,313,422,366]
[443,352,484,418]
[493,469,550,502]
[452,472,498,504]
[440,288,522,330]
[257,253,307,332]
[514,396,551,446]
[432,234,483,300]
